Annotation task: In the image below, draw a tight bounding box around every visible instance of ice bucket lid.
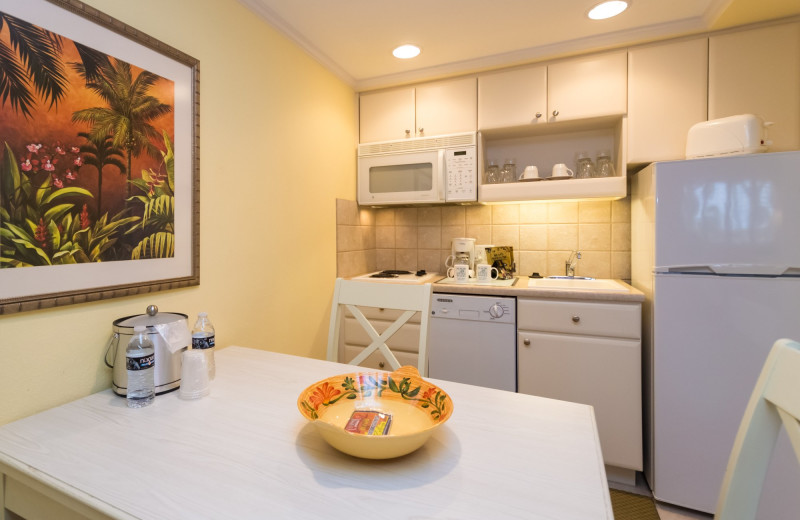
[113,305,187,330]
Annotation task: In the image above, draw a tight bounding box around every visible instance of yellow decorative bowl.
[297,365,453,459]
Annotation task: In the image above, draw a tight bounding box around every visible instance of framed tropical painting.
[0,0,200,314]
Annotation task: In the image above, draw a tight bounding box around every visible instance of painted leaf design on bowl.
[299,368,450,423]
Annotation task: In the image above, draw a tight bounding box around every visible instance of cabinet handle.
[535,112,542,119]
[405,129,411,136]
[378,308,385,312]
[523,338,531,346]
[552,109,559,117]
[379,362,385,368]
[572,315,580,323]
[418,127,424,134]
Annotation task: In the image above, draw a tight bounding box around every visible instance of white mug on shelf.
[520,165,540,180]
[447,264,472,283]
[476,264,499,282]
[551,163,575,178]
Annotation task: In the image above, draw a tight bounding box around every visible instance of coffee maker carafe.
[448,237,476,271]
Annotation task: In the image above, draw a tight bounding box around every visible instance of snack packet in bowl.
[344,410,392,435]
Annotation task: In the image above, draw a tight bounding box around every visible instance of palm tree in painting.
[71,59,171,200]
[77,132,126,216]
[0,12,111,118]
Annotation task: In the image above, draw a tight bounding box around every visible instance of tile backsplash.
[336,198,631,280]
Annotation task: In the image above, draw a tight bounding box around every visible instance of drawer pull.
[379,362,385,368]
[572,315,581,323]
[523,338,531,346]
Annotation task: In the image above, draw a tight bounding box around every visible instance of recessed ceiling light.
[393,44,421,59]
[588,0,629,20]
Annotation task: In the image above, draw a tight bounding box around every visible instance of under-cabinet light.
[588,1,629,20]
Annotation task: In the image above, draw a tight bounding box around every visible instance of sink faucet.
[565,251,581,277]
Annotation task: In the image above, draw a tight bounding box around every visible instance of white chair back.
[326,278,433,375]
[715,338,800,519]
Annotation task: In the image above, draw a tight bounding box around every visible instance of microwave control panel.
[445,147,477,202]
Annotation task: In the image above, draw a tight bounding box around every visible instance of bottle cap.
[198,312,208,317]
[133,325,146,332]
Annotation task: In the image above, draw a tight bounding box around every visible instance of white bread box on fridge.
[685,114,772,159]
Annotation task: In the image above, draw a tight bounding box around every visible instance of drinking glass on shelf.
[501,158,516,183]
[595,151,615,177]
[485,161,501,184]
[575,152,595,179]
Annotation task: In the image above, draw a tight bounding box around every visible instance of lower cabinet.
[337,306,421,370]
[517,298,642,481]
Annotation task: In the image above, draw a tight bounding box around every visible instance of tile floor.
[610,473,712,520]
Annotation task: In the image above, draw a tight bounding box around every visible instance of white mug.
[447,264,472,283]
[476,263,499,282]
[552,163,575,178]
[520,165,539,180]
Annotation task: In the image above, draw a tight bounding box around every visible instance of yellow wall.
[0,0,357,425]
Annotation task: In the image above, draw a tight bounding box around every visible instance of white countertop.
[0,347,613,519]
[435,275,644,302]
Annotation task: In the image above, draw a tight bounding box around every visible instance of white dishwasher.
[428,293,516,392]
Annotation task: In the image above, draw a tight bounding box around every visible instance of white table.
[0,347,613,519]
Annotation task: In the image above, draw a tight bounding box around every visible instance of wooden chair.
[715,338,800,519]
[326,278,433,376]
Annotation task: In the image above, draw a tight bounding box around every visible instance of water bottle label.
[192,334,215,350]
[126,353,155,371]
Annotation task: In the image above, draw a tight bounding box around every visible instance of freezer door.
[651,273,800,516]
[652,152,800,275]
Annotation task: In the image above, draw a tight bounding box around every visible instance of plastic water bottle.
[192,312,216,380]
[126,325,155,408]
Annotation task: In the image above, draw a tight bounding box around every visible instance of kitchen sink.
[527,277,628,291]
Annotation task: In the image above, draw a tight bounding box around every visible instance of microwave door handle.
[438,149,446,201]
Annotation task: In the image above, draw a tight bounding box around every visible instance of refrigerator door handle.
[655,264,798,276]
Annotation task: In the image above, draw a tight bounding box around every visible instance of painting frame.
[0,0,200,314]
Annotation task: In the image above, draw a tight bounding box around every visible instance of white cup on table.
[447,264,472,283]
[476,263,499,282]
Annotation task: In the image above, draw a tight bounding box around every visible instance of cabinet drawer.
[343,345,418,371]
[518,299,640,339]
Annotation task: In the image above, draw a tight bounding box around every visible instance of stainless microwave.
[357,132,477,206]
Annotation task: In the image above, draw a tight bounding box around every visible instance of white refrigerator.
[632,151,800,517]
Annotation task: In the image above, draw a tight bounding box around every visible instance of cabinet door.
[709,22,800,151]
[518,331,642,470]
[415,77,477,137]
[628,38,708,164]
[547,50,628,122]
[478,65,547,129]
[359,87,415,143]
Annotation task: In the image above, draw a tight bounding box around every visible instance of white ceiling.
[237,0,798,91]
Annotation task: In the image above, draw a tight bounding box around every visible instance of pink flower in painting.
[70,146,80,154]
[80,204,90,229]
[26,143,42,153]
[55,145,66,155]
[21,159,32,172]
[34,219,47,247]
[53,177,63,188]
[43,159,55,171]
[65,169,76,181]
[73,156,83,166]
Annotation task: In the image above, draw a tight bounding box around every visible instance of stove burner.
[380,270,412,275]
[370,272,399,278]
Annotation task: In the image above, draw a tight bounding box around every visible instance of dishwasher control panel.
[431,294,515,324]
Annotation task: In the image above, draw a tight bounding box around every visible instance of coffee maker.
[450,238,476,271]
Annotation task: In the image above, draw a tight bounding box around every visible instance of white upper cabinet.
[359,77,476,143]
[478,65,547,129]
[359,87,416,143]
[415,77,477,138]
[627,38,708,164]
[709,21,800,151]
[547,50,628,122]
